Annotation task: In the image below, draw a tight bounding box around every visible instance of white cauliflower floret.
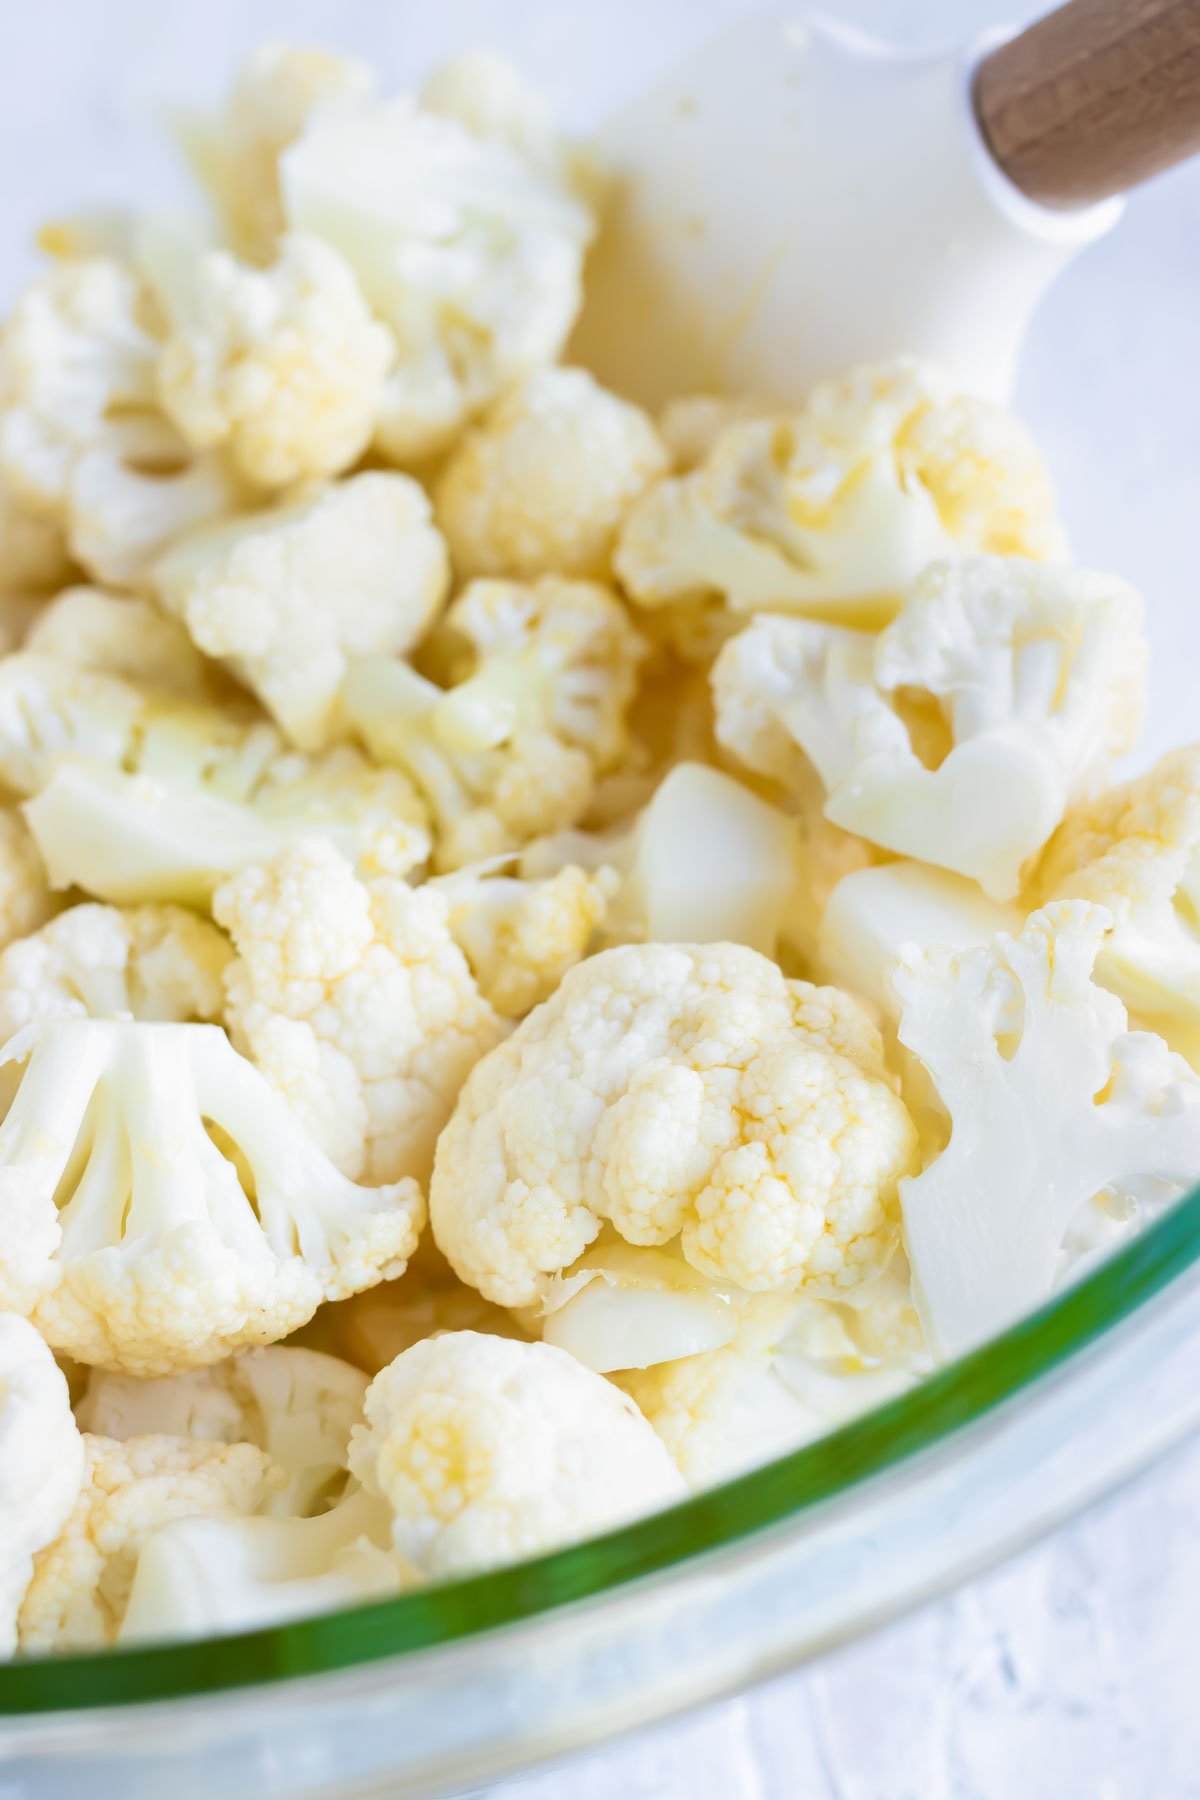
[1035,748,1200,1067]
[215,838,505,1185]
[434,369,668,580]
[347,1331,685,1578]
[420,51,604,205]
[17,1432,282,1653]
[154,472,449,749]
[0,474,71,597]
[344,577,647,870]
[280,94,597,463]
[656,394,773,471]
[431,860,614,1017]
[714,557,1146,901]
[431,941,918,1310]
[158,235,394,489]
[0,1018,425,1373]
[79,1344,367,1518]
[0,1314,85,1656]
[23,586,221,700]
[0,810,51,955]
[615,357,1064,628]
[180,44,378,263]
[895,903,1200,1357]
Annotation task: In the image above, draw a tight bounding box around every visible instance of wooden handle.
[974,0,1200,209]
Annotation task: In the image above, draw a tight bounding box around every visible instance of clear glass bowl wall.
[1,2,1198,1796]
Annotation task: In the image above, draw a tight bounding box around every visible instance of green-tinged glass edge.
[5,1183,1200,1717]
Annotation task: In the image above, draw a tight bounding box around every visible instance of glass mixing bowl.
[1,3,1198,1795]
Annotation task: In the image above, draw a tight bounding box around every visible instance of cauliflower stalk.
[896,904,1200,1357]
[714,556,1146,900]
[0,1314,86,1657]
[431,941,918,1311]
[0,1018,425,1373]
[615,357,1064,629]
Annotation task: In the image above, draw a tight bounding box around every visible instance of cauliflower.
[345,577,646,870]
[180,44,377,263]
[17,1432,282,1653]
[23,585,222,700]
[0,809,51,955]
[153,472,449,750]
[614,358,1064,628]
[431,941,918,1310]
[656,394,773,472]
[280,93,597,464]
[215,838,505,1185]
[432,860,615,1017]
[0,1314,85,1656]
[157,235,395,489]
[419,51,605,206]
[895,904,1200,1357]
[347,1331,685,1578]
[714,557,1146,900]
[433,369,669,580]
[118,1484,402,1642]
[622,1274,925,1486]
[0,1018,425,1373]
[1035,748,1200,1067]
[0,474,71,597]
[78,1344,367,1517]
[324,1243,527,1375]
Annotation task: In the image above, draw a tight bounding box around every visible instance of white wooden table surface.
[3,2,1198,1794]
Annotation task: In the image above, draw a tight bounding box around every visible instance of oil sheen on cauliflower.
[614,357,1064,630]
[344,576,647,870]
[714,556,1146,900]
[434,368,669,580]
[431,941,918,1311]
[153,472,450,749]
[0,1018,425,1373]
[347,1330,685,1578]
[215,838,506,1185]
[0,1313,86,1657]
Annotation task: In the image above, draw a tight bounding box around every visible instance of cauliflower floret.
[347,1331,685,1578]
[344,577,647,870]
[17,1432,283,1653]
[714,557,1146,901]
[158,235,394,489]
[0,1314,85,1656]
[23,586,222,700]
[0,473,71,597]
[622,1274,925,1486]
[656,394,774,472]
[895,903,1200,1357]
[432,860,615,1017]
[0,810,51,955]
[0,1018,425,1373]
[420,51,605,206]
[615,357,1064,630]
[215,838,505,1185]
[434,369,669,580]
[154,472,449,750]
[431,941,918,1310]
[322,1242,528,1375]
[1035,747,1200,1067]
[180,44,378,263]
[280,94,597,464]
[78,1344,367,1517]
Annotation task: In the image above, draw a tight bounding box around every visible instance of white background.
[2,1,1199,1794]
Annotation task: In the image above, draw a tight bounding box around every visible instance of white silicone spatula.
[571,0,1200,405]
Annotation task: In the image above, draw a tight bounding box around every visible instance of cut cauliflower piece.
[78,1344,367,1518]
[154,472,449,750]
[23,586,222,700]
[345,576,647,870]
[215,838,505,1185]
[157,234,394,489]
[714,557,1146,901]
[17,1432,282,1654]
[434,369,669,580]
[180,44,378,263]
[0,809,51,956]
[431,941,918,1310]
[281,94,597,464]
[0,1314,86,1657]
[615,357,1064,629]
[0,1018,425,1373]
[1035,747,1200,1067]
[347,1331,685,1578]
[431,860,615,1017]
[895,903,1200,1357]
